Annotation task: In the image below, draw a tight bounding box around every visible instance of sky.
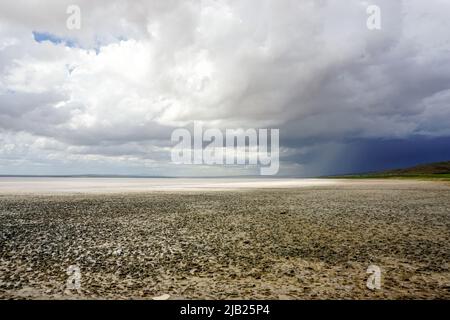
[0,0,450,177]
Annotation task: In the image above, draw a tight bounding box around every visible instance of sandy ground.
[0,179,449,299]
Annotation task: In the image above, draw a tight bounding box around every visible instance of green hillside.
[332,161,450,181]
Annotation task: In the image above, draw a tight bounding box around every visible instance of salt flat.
[0,177,437,194]
[1,179,449,299]
[0,177,341,194]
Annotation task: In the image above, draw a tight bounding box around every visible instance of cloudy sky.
[1,0,450,176]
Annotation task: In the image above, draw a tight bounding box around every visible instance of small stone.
[152,294,170,300]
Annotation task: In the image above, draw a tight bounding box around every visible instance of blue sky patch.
[32,31,77,47]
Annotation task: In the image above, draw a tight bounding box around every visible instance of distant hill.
[382,161,450,175]
[333,160,450,180]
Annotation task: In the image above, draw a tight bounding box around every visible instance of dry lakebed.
[0,178,449,299]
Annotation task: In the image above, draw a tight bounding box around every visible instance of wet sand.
[0,179,449,299]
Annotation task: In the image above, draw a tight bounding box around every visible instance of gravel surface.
[0,180,449,299]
